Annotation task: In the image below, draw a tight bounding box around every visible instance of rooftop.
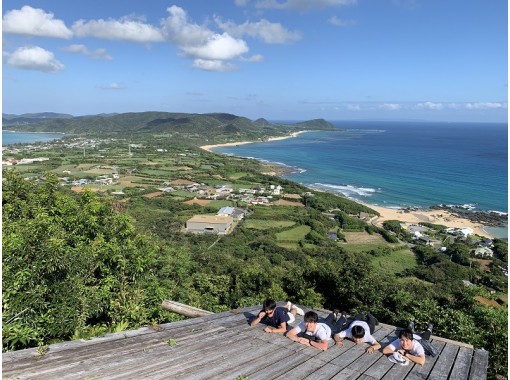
[2,304,488,380]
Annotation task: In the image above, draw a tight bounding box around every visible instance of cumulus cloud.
[161,6,250,71]
[415,101,444,110]
[215,18,301,44]
[328,16,356,27]
[97,82,124,90]
[6,46,65,72]
[72,17,164,42]
[3,5,73,38]
[241,54,264,62]
[64,44,113,60]
[192,59,237,72]
[464,102,507,109]
[380,103,401,111]
[255,0,357,10]
[181,33,248,60]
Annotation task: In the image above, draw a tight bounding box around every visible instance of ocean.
[2,131,64,146]
[212,121,508,238]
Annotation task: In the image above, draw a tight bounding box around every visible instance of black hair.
[262,299,277,311]
[399,328,414,340]
[351,325,366,339]
[304,311,319,323]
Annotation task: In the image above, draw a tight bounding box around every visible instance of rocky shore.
[431,204,508,227]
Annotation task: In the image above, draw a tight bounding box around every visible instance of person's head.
[398,328,415,351]
[351,325,366,344]
[262,299,277,316]
[304,311,319,330]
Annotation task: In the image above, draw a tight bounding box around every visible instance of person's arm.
[286,326,317,347]
[366,341,381,353]
[398,349,425,365]
[333,333,344,346]
[382,344,396,355]
[308,338,328,351]
[264,322,287,334]
[365,336,381,353]
[251,310,266,327]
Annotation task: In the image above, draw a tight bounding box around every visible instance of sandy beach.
[201,132,497,239]
[200,131,308,152]
[364,203,493,239]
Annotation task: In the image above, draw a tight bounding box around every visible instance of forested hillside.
[2,112,336,144]
[2,167,507,377]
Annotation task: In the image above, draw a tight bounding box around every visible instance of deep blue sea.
[213,121,508,238]
[2,131,64,146]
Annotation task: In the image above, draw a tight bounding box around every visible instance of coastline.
[361,203,495,239]
[201,132,502,240]
[199,130,308,152]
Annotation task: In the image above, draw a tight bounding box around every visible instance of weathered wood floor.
[2,304,488,380]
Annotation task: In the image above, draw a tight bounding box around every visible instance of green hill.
[2,111,337,144]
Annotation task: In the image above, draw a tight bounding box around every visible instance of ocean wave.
[312,183,380,197]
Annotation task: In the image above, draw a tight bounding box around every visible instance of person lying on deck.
[286,311,332,351]
[331,311,381,354]
[250,299,304,334]
[382,322,434,366]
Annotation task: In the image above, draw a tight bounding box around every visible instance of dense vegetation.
[2,117,508,378]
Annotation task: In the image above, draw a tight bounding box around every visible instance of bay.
[212,121,508,237]
[2,131,64,146]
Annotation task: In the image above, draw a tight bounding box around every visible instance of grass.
[244,220,296,230]
[276,225,311,241]
[370,249,418,276]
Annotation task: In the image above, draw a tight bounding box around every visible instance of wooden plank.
[206,343,302,380]
[468,349,489,380]
[273,357,329,380]
[425,342,458,380]
[302,362,343,379]
[449,346,474,380]
[400,340,444,380]
[245,351,312,380]
[161,300,214,317]
[361,355,394,379]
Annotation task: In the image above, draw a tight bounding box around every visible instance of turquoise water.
[214,121,508,238]
[2,131,64,146]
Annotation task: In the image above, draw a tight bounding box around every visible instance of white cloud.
[7,46,65,72]
[97,82,124,90]
[328,16,356,27]
[241,54,265,62]
[182,33,249,60]
[215,18,301,44]
[255,0,357,10]
[380,103,401,111]
[192,59,237,72]
[161,6,250,71]
[64,44,113,60]
[415,101,444,110]
[3,5,72,38]
[72,18,164,42]
[464,102,507,110]
[347,104,362,111]
[235,0,250,5]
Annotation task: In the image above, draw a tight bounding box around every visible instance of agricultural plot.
[371,249,418,276]
[243,219,296,230]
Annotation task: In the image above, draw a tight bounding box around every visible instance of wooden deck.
[2,304,489,380]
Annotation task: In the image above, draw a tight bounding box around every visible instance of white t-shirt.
[294,322,332,341]
[338,321,377,345]
[387,338,425,357]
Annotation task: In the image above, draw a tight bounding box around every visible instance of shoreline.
[199,130,309,152]
[360,203,496,239]
[201,132,504,240]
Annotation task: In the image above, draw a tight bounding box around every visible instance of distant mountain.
[1,111,336,141]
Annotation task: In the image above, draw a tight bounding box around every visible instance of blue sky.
[2,0,508,122]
